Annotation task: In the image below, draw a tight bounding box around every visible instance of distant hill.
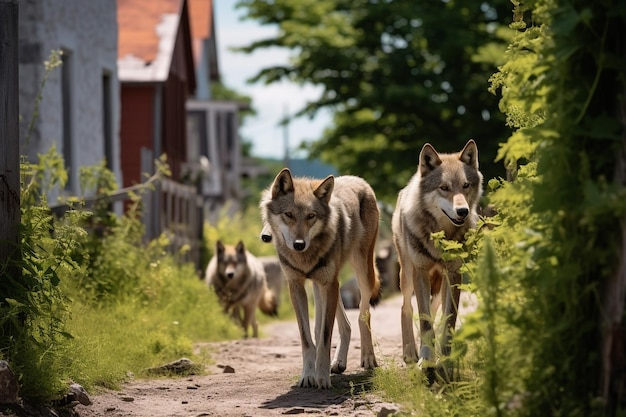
[262,158,338,178]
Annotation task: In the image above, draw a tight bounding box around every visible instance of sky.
[212,1,331,160]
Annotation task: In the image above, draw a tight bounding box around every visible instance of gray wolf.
[258,255,284,310]
[260,168,381,389]
[391,140,483,382]
[205,240,278,338]
[340,277,360,309]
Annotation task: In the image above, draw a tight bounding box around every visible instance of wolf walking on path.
[205,240,278,338]
[260,168,382,389]
[392,140,483,382]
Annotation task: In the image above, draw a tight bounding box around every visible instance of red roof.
[117,0,183,63]
[188,0,212,66]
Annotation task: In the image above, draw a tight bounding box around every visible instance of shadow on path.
[260,370,375,411]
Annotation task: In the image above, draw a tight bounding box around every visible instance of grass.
[62,259,242,392]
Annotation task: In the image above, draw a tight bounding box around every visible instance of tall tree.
[236,0,513,199]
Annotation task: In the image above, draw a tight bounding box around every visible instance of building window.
[102,72,113,170]
[61,49,73,190]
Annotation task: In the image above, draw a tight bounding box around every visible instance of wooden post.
[0,0,20,277]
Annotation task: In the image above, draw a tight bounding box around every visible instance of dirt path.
[75,293,476,417]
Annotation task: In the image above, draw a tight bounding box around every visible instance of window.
[61,49,73,190]
[102,72,113,170]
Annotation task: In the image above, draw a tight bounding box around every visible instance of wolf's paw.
[331,360,346,374]
[360,353,378,369]
[403,347,419,364]
[297,374,317,388]
[417,358,437,385]
[315,374,332,389]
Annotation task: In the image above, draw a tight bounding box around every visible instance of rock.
[0,360,19,404]
[68,383,92,406]
[145,358,201,376]
[377,406,398,417]
[216,364,235,373]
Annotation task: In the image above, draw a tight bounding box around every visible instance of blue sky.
[213,1,331,159]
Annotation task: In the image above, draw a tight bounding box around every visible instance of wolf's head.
[262,168,334,253]
[418,140,483,228]
[215,240,248,280]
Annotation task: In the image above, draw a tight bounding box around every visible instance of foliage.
[0,145,241,403]
[64,258,239,391]
[485,0,625,414]
[0,148,83,401]
[376,0,626,415]
[236,0,514,200]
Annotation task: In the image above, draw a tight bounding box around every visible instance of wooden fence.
[50,175,204,270]
[156,178,203,268]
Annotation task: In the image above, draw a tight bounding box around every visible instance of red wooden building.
[117,0,201,265]
[117,0,196,186]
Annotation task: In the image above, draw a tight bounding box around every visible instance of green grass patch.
[63,266,241,392]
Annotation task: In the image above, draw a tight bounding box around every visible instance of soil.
[74,293,477,417]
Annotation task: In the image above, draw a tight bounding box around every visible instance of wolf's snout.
[226,271,235,279]
[456,207,469,218]
[261,233,272,243]
[293,240,306,251]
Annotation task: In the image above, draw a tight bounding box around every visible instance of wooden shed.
[117,0,201,266]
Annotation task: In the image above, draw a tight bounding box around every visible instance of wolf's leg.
[313,283,323,345]
[351,256,377,369]
[440,269,462,358]
[242,302,259,338]
[414,267,436,383]
[230,305,246,336]
[331,291,351,374]
[400,261,418,363]
[436,269,461,383]
[312,279,338,389]
[288,278,316,388]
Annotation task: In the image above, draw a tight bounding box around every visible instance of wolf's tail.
[369,274,382,307]
[259,287,278,317]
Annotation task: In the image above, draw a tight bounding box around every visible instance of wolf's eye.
[284,212,293,218]
[463,183,470,189]
[440,185,449,192]
[307,213,316,220]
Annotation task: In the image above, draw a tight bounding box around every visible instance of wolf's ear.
[314,175,334,204]
[216,240,225,256]
[271,168,294,198]
[419,143,442,176]
[459,139,479,169]
[235,241,246,254]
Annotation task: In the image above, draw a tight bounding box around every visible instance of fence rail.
[49,175,204,270]
[159,178,203,268]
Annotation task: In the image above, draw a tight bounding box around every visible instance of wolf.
[205,240,278,338]
[391,140,483,382]
[258,255,284,310]
[260,168,382,389]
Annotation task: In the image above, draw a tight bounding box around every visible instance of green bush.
[375,0,625,415]
[0,147,241,403]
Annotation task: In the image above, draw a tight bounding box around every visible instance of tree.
[236,0,513,200]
